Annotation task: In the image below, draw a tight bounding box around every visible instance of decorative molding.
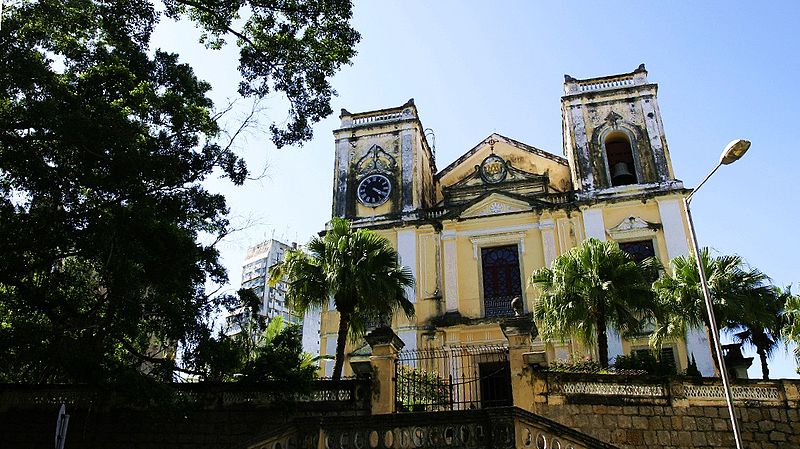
[457,223,539,238]
[606,215,661,241]
[441,230,457,241]
[469,232,526,259]
[562,382,666,398]
[683,385,780,402]
[460,193,532,219]
[541,227,556,268]
[354,144,397,175]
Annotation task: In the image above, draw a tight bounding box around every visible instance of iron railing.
[394,345,510,412]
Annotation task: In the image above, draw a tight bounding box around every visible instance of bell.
[611,162,636,185]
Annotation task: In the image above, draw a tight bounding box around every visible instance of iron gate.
[394,345,511,412]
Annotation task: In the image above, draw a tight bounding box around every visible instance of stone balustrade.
[247,408,618,449]
[541,372,796,408]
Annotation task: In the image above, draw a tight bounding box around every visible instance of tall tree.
[0,0,359,383]
[529,238,653,368]
[269,218,415,380]
[730,286,787,380]
[652,250,772,376]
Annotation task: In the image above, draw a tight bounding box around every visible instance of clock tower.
[332,99,436,221]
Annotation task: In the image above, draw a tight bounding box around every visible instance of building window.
[618,239,658,281]
[605,132,637,186]
[481,245,522,318]
[618,239,655,263]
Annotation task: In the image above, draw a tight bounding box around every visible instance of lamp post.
[684,139,751,449]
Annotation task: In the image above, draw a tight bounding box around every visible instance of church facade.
[319,65,715,377]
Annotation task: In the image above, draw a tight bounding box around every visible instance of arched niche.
[604,131,638,186]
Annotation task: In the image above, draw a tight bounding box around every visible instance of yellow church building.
[319,65,715,379]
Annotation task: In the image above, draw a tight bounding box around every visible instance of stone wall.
[0,380,370,449]
[526,372,800,449]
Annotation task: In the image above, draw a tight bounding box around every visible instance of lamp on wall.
[684,138,751,449]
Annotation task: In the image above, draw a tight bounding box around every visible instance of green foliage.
[270,218,415,380]
[730,285,788,379]
[782,286,800,365]
[395,365,450,411]
[652,249,773,374]
[613,351,676,376]
[529,238,655,368]
[0,0,358,384]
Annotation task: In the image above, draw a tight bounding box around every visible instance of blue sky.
[154,1,800,378]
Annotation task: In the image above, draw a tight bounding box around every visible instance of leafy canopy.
[529,238,654,367]
[0,0,359,383]
[270,218,415,379]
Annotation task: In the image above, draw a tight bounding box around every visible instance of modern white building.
[225,238,322,358]
[225,239,300,336]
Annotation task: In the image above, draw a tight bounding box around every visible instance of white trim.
[657,199,690,259]
[397,229,417,303]
[582,208,606,240]
[469,232,526,259]
[540,219,557,268]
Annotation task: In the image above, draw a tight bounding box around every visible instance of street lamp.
[684,138,750,449]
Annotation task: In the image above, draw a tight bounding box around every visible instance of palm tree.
[652,249,771,376]
[781,286,800,369]
[731,286,787,380]
[529,238,653,368]
[269,218,415,380]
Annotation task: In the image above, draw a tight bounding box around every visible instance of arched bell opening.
[604,132,638,186]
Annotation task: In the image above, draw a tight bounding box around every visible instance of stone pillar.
[500,316,538,411]
[365,327,405,415]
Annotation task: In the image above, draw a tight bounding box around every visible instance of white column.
[582,207,623,363]
[657,199,690,259]
[582,208,606,240]
[658,198,714,376]
[324,336,337,377]
[540,219,556,268]
[441,231,459,312]
[301,306,321,357]
[397,229,417,303]
[686,330,715,376]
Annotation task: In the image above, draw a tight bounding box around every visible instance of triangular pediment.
[437,133,569,189]
[607,216,662,240]
[460,193,533,219]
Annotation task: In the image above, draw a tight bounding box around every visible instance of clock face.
[357,174,392,206]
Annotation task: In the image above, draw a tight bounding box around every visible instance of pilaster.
[441,230,459,312]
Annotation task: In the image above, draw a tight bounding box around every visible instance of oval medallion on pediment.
[480,154,508,184]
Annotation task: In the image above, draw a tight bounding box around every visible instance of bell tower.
[332,99,436,221]
[561,64,678,194]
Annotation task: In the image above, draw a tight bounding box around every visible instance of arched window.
[605,132,637,186]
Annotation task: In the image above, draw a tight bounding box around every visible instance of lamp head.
[719,139,751,165]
